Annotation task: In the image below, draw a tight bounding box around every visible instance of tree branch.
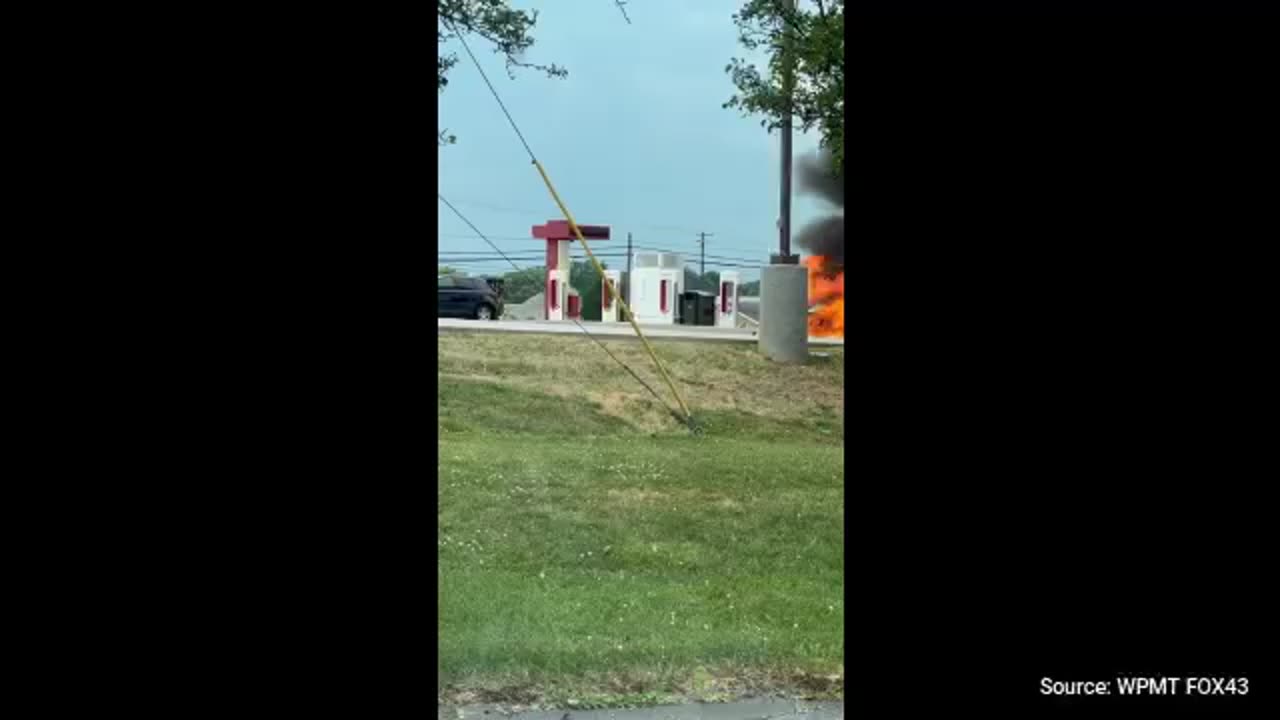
[612,0,632,24]
[441,9,565,81]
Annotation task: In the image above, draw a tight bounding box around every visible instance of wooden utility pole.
[624,231,633,307]
[696,232,715,276]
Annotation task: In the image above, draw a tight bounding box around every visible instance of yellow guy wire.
[442,16,694,428]
[532,160,693,424]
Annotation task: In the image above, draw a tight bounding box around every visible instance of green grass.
[438,334,843,707]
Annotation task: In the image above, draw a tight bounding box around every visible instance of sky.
[437,0,832,282]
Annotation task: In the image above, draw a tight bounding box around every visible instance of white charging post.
[601,269,622,322]
[717,270,740,328]
[628,251,684,325]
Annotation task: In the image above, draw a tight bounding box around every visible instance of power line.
[437,252,541,257]
[438,194,531,273]
[438,232,749,251]
[631,233,762,248]
[439,249,631,256]
[440,243,757,269]
[438,257,546,263]
[443,20,537,162]
[640,244,760,260]
[439,257,631,264]
[435,198,546,218]
[634,245,766,266]
[632,237,769,256]
[437,192,678,423]
[438,231,770,264]
[437,200,774,254]
[439,257,629,266]
[439,233,537,242]
[436,198,729,240]
[446,15,696,429]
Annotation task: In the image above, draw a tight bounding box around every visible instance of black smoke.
[794,148,844,270]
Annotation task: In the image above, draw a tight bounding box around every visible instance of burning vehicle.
[796,149,844,338]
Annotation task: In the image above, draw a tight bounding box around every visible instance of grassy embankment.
[438,332,844,709]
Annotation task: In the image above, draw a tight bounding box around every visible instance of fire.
[804,255,844,338]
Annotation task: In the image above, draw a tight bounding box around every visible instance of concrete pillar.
[758,264,809,363]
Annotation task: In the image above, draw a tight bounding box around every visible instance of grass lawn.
[438,332,844,708]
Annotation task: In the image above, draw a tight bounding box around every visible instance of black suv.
[438,275,504,320]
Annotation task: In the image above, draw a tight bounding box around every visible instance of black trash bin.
[678,290,717,326]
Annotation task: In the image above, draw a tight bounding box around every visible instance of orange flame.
[804,256,844,338]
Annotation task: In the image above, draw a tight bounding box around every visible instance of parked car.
[438,275,504,320]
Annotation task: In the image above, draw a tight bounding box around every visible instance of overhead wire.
[440,192,686,425]
[440,250,761,274]
[439,236,769,263]
[443,18,697,430]
[436,197,722,238]
[440,247,761,272]
[634,245,767,266]
[440,213,774,255]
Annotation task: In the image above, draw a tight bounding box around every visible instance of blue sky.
[437,0,830,281]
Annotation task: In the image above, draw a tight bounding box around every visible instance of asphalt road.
[438,318,843,347]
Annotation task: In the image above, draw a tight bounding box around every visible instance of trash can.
[679,290,717,326]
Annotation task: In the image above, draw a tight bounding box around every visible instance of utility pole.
[624,232,633,308]
[776,0,797,265]
[696,232,714,276]
[759,0,807,364]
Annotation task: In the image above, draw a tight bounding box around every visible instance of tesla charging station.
[630,251,684,324]
[717,270,740,328]
[601,269,623,322]
[531,219,611,321]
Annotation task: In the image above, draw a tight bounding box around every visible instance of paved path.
[438,318,843,347]
[441,700,843,720]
